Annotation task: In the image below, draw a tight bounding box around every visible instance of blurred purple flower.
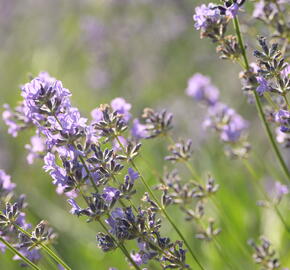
[0,170,16,192]
[131,119,148,139]
[25,135,46,164]
[185,73,219,106]
[111,97,132,122]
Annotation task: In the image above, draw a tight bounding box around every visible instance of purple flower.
[25,135,46,164]
[2,103,30,137]
[113,136,127,151]
[111,97,132,122]
[68,199,82,216]
[203,103,248,142]
[13,248,41,263]
[102,187,120,202]
[47,107,87,136]
[21,72,71,118]
[275,110,290,133]
[220,113,248,142]
[275,182,289,197]
[185,73,219,106]
[128,168,139,182]
[15,212,31,230]
[226,3,239,18]
[0,170,16,192]
[43,153,68,187]
[193,3,220,31]
[91,107,103,123]
[131,119,148,139]
[256,76,269,95]
[131,252,149,266]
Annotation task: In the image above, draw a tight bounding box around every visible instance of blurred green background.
[0,0,289,269]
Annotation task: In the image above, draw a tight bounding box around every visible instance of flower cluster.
[3,72,195,269]
[186,73,250,158]
[250,38,290,147]
[193,1,245,60]
[0,170,56,267]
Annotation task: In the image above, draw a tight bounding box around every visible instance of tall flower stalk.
[233,16,290,182]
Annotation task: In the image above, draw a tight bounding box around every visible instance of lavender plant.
[1,0,290,269]
[192,0,290,268]
[2,72,209,269]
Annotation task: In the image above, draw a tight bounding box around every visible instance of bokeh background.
[1,0,289,269]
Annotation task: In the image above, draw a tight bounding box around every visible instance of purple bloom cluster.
[3,72,192,269]
[186,73,250,158]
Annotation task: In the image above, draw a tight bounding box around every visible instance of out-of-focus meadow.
[0,0,289,269]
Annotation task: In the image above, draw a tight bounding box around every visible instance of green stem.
[233,16,290,183]
[14,224,71,270]
[115,136,204,270]
[0,236,42,270]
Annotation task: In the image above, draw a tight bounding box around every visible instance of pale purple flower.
[220,113,248,142]
[113,136,127,151]
[2,103,30,137]
[43,153,68,187]
[131,119,148,139]
[275,181,289,197]
[0,170,16,192]
[111,97,132,122]
[15,212,31,230]
[185,73,219,106]
[47,107,87,135]
[131,252,148,266]
[91,107,103,123]
[25,135,46,164]
[2,105,21,137]
[21,72,71,118]
[193,3,220,31]
[256,76,269,95]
